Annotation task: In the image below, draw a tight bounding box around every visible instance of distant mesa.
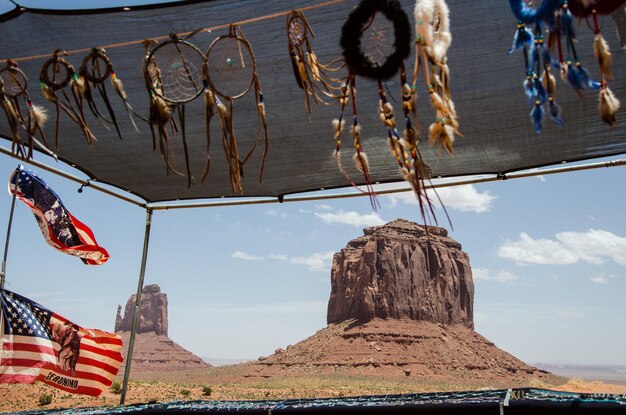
[116,284,168,335]
[327,219,473,327]
[115,284,210,373]
[242,219,564,387]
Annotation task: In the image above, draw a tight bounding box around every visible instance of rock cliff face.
[327,219,474,328]
[116,284,168,336]
[115,283,210,372]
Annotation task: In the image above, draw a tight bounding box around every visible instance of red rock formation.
[328,219,474,328]
[115,284,211,373]
[116,284,168,336]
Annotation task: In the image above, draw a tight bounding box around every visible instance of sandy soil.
[1,372,625,414]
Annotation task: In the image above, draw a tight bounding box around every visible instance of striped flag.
[0,288,123,396]
[8,166,109,265]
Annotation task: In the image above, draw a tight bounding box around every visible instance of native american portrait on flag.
[8,166,109,265]
[0,288,123,396]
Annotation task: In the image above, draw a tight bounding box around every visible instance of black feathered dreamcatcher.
[0,60,55,160]
[143,33,207,187]
[204,24,269,194]
[79,47,140,139]
[39,49,97,147]
[338,0,447,225]
[286,9,344,117]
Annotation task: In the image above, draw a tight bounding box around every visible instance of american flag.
[0,288,123,396]
[8,166,110,265]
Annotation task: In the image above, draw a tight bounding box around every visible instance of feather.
[548,99,564,127]
[577,64,602,90]
[154,95,172,121]
[429,89,447,113]
[353,151,369,173]
[599,86,620,127]
[593,34,613,79]
[350,123,361,135]
[40,83,56,102]
[307,50,321,82]
[30,104,48,129]
[414,0,452,62]
[524,77,536,105]
[508,24,534,55]
[72,75,86,98]
[332,118,345,132]
[111,74,128,101]
[530,102,544,133]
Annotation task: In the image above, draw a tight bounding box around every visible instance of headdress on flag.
[8,165,109,265]
[0,288,123,396]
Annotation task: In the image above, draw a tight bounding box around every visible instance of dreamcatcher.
[39,49,97,147]
[414,0,460,154]
[204,24,269,194]
[507,0,621,130]
[79,47,140,139]
[339,0,448,223]
[567,0,623,127]
[0,60,55,160]
[286,9,344,117]
[143,34,207,187]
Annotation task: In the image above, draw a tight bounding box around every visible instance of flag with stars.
[0,288,123,396]
[8,166,109,265]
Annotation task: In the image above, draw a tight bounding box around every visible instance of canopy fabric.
[0,0,625,203]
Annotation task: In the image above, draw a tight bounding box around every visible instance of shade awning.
[1,0,625,203]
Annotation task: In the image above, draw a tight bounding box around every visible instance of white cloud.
[316,204,333,210]
[268,251,335,272]
[556,229,626,266]
[498,229,626,266]
[473,267,518,282]
[264,209,288,219]
[590,275,609,284]
[288,251,335,272]
[231,251,264,261]
[498,233,578,265]
[314,210,386,227]
[429,185,496,213]
[386,184,495,213]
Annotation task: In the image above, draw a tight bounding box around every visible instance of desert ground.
[1,366,626,414]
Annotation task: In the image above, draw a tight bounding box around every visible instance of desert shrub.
[181,389,191,397]
[202,385,212,396]
[38,393,53,406]
[110,380,122,394]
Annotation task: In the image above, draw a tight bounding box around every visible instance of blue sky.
[0,0,625,368]
[0,152,624,366]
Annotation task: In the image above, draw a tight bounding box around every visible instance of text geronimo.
[44,372,78,390]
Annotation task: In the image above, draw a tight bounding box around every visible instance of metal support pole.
[119,208,153,405]
[1,185,18,290]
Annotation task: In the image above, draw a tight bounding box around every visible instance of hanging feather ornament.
[0,60,55,160]
[414,0,460,154]
[79,48,141,139]
[338,0,416,210]
[204,24,270,194]
[39,49,97,148]
[143,34,207,187]
[591,9,620,127]
[286,10,345,118]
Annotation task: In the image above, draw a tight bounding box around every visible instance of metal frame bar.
[119,208,153,405]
